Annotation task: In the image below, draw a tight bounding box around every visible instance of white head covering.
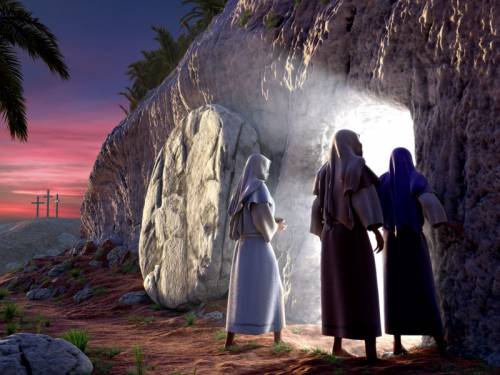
[228,153,271,240]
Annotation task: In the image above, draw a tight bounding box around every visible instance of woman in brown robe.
[310,129,385,362]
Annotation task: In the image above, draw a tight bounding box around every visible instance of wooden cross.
[45,189,54,218]
[31,195,45,219]
[55,193,60,218]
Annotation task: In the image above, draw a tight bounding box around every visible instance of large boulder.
[0,333,93,375]
[82,0,499,363]
[139,105,259,308]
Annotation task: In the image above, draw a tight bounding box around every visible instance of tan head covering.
[325,129,366,229]
[228,154,271,240]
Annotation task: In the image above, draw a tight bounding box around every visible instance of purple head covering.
[377,147,430,232]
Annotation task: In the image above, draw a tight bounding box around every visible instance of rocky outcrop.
[82,0,499,363]
[0,333,93,375]
[139,105,259,308]
[0,218,81,274]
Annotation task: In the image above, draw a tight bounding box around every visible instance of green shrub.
[62,329,90,353]
[293,0,301,8]
[184,312,196,326]
[2,301,19,322]
[239,9,252,27]
[6,322,17,335]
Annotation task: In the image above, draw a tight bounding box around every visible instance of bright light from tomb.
[326,92,415,331]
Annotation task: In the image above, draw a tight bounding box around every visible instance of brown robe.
[311,162,383,339]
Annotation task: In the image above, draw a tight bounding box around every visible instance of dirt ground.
[0,254,497,375]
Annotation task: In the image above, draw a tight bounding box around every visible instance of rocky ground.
[0,240,496,374]
[0,218,81,274]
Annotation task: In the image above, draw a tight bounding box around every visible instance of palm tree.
[0,0,69,141]
[180,0,227,33]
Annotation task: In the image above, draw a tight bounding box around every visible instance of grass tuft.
[2,301,20,322]
[133,345,145,375]
[272,341,292,354]
[214,329,226,341]
[184,312,196,326]
[62,329,90,353]
[127,315,155,326]
[309,347,342,364]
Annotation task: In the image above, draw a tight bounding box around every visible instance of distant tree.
[0,0,69,141]
[120,27,189,114]
[120,0,227,114]
[180,0,227,33]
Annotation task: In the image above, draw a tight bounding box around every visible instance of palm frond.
[0,0,69,79]
[0,39,26,141]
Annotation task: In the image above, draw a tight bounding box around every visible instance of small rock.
[47,262,70,277]
[203,311,224,320]
[119,291,150,305]
[0,333,93,375]
[51,286,66,297]
[80,241,97,256]
[106,246,129,268]
[88,260,102,268]
[26,288,53,301]
[73,285,93,303]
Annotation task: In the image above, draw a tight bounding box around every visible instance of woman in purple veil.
[377,147,450,355]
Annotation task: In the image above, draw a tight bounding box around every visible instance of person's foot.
[274,331,282,344]
[225,332,235,349]
[393,345,409,356]
[332,348,355,358]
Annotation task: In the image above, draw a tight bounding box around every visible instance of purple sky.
[0,1,192,220]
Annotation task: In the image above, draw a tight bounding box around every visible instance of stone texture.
[73,285,93,304]
[203,311,224,321]
[139,105,259,308]
[26,287,52,301]
[82,0,499,363]
[119,291,150,305]
[106,246,129,268]
[0,333,93,375]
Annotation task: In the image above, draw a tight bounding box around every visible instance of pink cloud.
[0,109,123,220]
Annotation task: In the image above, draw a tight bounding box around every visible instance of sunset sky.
[0,1,189,221]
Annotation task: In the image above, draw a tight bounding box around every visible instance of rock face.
[82,0,499,363]
[139,105,259,308]
[0,333,93,375]
[0,218,81,274]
